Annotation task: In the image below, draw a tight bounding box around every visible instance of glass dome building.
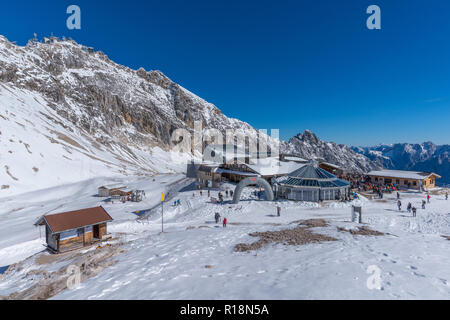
[273,162,350,202]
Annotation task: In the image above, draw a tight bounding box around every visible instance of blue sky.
[1,0,450,146]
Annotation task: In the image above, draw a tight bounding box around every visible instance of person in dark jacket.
[407,202,412,213]
[215,212,221,224]
[277,206,281,217]
[397,200,402,211]
[412,206,417,217]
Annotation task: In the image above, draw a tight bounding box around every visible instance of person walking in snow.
[397,192,400,200]
[445,192,448,200]
[223,217,227,228]
[412,206,417,217]
[422,200,426,209]
[215,212,221,224]
[277,206,281,217]
[200,190,203,196]
[397,200,402,211]
[427,194,430,203]
[407,202,412,213]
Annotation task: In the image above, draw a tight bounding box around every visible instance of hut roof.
[35,206,113,234]
[367,170,441,180]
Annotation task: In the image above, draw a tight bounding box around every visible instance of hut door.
[93,225,100,239]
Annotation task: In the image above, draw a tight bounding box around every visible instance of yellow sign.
[161,192,165,202]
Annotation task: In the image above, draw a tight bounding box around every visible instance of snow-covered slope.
[0,35,261,196]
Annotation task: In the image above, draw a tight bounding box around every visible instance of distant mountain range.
[351,142,450,185]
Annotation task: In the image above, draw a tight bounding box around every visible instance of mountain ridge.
[0,35,379,196]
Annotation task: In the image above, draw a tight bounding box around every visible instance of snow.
[1,175,449,299]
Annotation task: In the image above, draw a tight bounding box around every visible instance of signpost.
[161,192,165,233]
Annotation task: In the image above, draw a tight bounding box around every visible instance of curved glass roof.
[277,164,350,188]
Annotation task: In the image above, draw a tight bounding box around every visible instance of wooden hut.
[35,206,113,253]
[366,170,441,191]
[97,185,127,197]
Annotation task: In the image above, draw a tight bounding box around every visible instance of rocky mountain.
[281,130,380,173]
[0,35,266,196]
[351,143,450,185]
[0,35,377,196]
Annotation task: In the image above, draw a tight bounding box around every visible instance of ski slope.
[0,178,449,299]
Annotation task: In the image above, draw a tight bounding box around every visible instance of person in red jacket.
[223,217,227,228]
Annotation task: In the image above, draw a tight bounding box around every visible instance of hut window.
[60,229,78,240]
[413,181,417,186]
[396,179,400,184]
[85,226,93,233]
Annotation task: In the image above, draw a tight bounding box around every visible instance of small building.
[98,185,127,197]
[35,206,113,253]
[274,162,350,202]
[366,170,441,191]
[197,163,222,188]
[319,161,345,177]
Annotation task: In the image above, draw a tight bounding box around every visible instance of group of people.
[397,193,433,217]
[214,212,227,227]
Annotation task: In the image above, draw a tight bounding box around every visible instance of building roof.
[276,164,350,188]
[98,184,126,190]
[36,206,113,234]
[283,156,308,163]
[367,170,441,180]
[198,164,220,173]
[319,162,341,170]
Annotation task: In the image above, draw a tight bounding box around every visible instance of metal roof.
[276,164,350,188]
[367,170,441,180]
[35,206,113,234]
[288,165,336,179]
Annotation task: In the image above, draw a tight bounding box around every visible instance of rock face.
[0,35,378,195]
[352,143,450,185]
[282,130,380,173]
[0,35,256,149]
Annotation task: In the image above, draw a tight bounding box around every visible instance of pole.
[161,201,164,233]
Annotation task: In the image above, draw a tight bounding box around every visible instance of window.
[60,229,78,240]
[396,179,400,184]
[404,180,409,185]
[413,181,417,186]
